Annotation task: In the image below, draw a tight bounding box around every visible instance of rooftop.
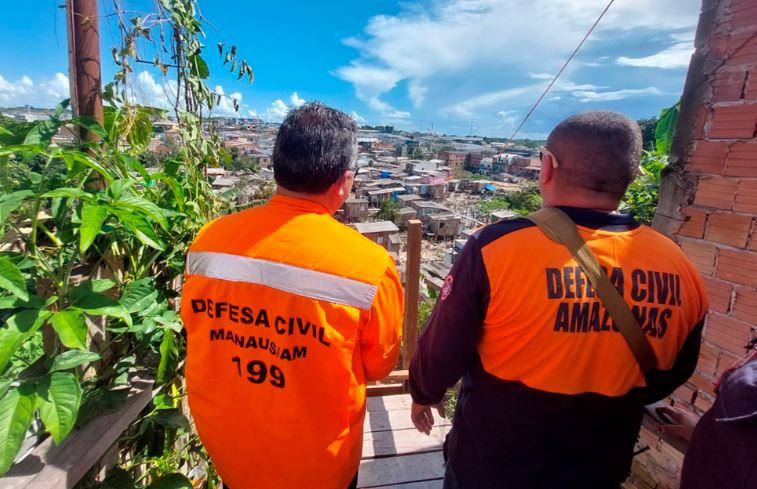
[354,221,400,234]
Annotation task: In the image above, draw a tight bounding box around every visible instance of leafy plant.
[0,0,254,484]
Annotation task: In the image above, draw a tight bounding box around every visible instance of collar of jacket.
[556,206,641,231]
[268,194,331,215]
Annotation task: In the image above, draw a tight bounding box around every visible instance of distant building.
[341,198,369,223]
[354,221,401,253]
[394,207,418,230]
[425,213,461,239]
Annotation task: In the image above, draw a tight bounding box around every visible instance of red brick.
[728,32,757,66]
[715,248,757,286]
[694,394,714,413]
[732,286,757,322]
[679,207,709,239]
[693,176,737,209]
[697,341,721,377]
[704,212,753,247]
[712,70,747,102]
[705,312,754,356]
[688,141,728,174]
[672,384,696,405]
[701,276,733,314]
[710,36,731,60]
[708,105,757,139]
[688,372,716,396]
[734,180,757,213]
[733,8,757,30]
[725,143,757,176]
[746,72,757,100]
[716,351,744,379]
[680,239,718,275]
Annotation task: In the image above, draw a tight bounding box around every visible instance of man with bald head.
[409,111,708,488]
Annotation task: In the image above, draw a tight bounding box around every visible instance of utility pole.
[66,0,104,142]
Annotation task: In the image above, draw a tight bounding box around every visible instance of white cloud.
[265,99,290,122]
[349,111,366,124]
[290,92,306,107]
[247,109,258,118]
[408,80,428,107]
[211,85,243,116]
[336,0,699,123]
[617,42,694,69]
[0,73,70,107]
[572,87,662,102]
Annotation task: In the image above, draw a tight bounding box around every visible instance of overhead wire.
[506,0,616,143]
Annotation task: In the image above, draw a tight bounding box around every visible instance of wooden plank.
[373,481,443,489]
[367,394,414,412]
[358,452,445,488]
[364,408,450,433]
[402,220,422,369]
[367,384,406,397]
[384,370,409,382]
[1,377,154,489]
[362,427,447,458]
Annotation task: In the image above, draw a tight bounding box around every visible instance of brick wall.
[639,0,757,486]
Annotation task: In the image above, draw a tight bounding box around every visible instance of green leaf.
[72,292,132,327]
[149,409,189,430]
[0,127,12,136]
[157,329,177,385]
[189,55,209,79]
[70,116,108,140]
[50,309,88,350]
[0,257,28,301]
[0,309,51,372]
[655,102,680,155]
[0,295,44,310]
[42,188,93,200]
[50,350,101,372]
[37,372,82,444]
[146,473,193,489]
[70,152,114,183]
[120,278,158,314]
[0,190,33,228]
[23,117,64,146]
[111,210,165,251]
[88,279,117,293]
[80,201,108,254]
[0,383,37,475]
[0,379,11,399]
[113,196,171,230]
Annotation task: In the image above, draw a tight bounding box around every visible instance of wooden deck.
[359,395,449,488]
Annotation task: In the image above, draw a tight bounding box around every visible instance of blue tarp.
[484,184,496,192]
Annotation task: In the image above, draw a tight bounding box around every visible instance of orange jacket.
[181,195,403,489]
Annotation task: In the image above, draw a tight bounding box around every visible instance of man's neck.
[543,194,620,212]
[275,187,336,214]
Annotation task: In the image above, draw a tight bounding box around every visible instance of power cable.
[506,0,616,143]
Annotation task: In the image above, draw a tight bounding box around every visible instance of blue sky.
[0,0,701,137]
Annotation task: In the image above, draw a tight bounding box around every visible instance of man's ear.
[540,155,555,186]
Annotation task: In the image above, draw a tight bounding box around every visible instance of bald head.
[546,111,642,200]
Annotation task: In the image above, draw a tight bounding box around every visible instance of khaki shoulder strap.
[526,206,657,375]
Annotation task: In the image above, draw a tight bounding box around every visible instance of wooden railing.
[367,219,423,397]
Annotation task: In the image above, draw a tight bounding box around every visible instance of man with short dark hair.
[181,103,403,489]
[409,111,708,488]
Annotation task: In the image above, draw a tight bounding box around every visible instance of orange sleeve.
[361,258,404,381]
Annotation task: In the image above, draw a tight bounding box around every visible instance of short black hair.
[546,111,642,200]
[273,102,357,194]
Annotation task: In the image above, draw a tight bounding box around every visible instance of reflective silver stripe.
[186,251,378,310]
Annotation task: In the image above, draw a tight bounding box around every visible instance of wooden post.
[402,219,422,369]
[65,0,104,140]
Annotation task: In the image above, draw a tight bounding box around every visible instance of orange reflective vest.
[181,195,404,489]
